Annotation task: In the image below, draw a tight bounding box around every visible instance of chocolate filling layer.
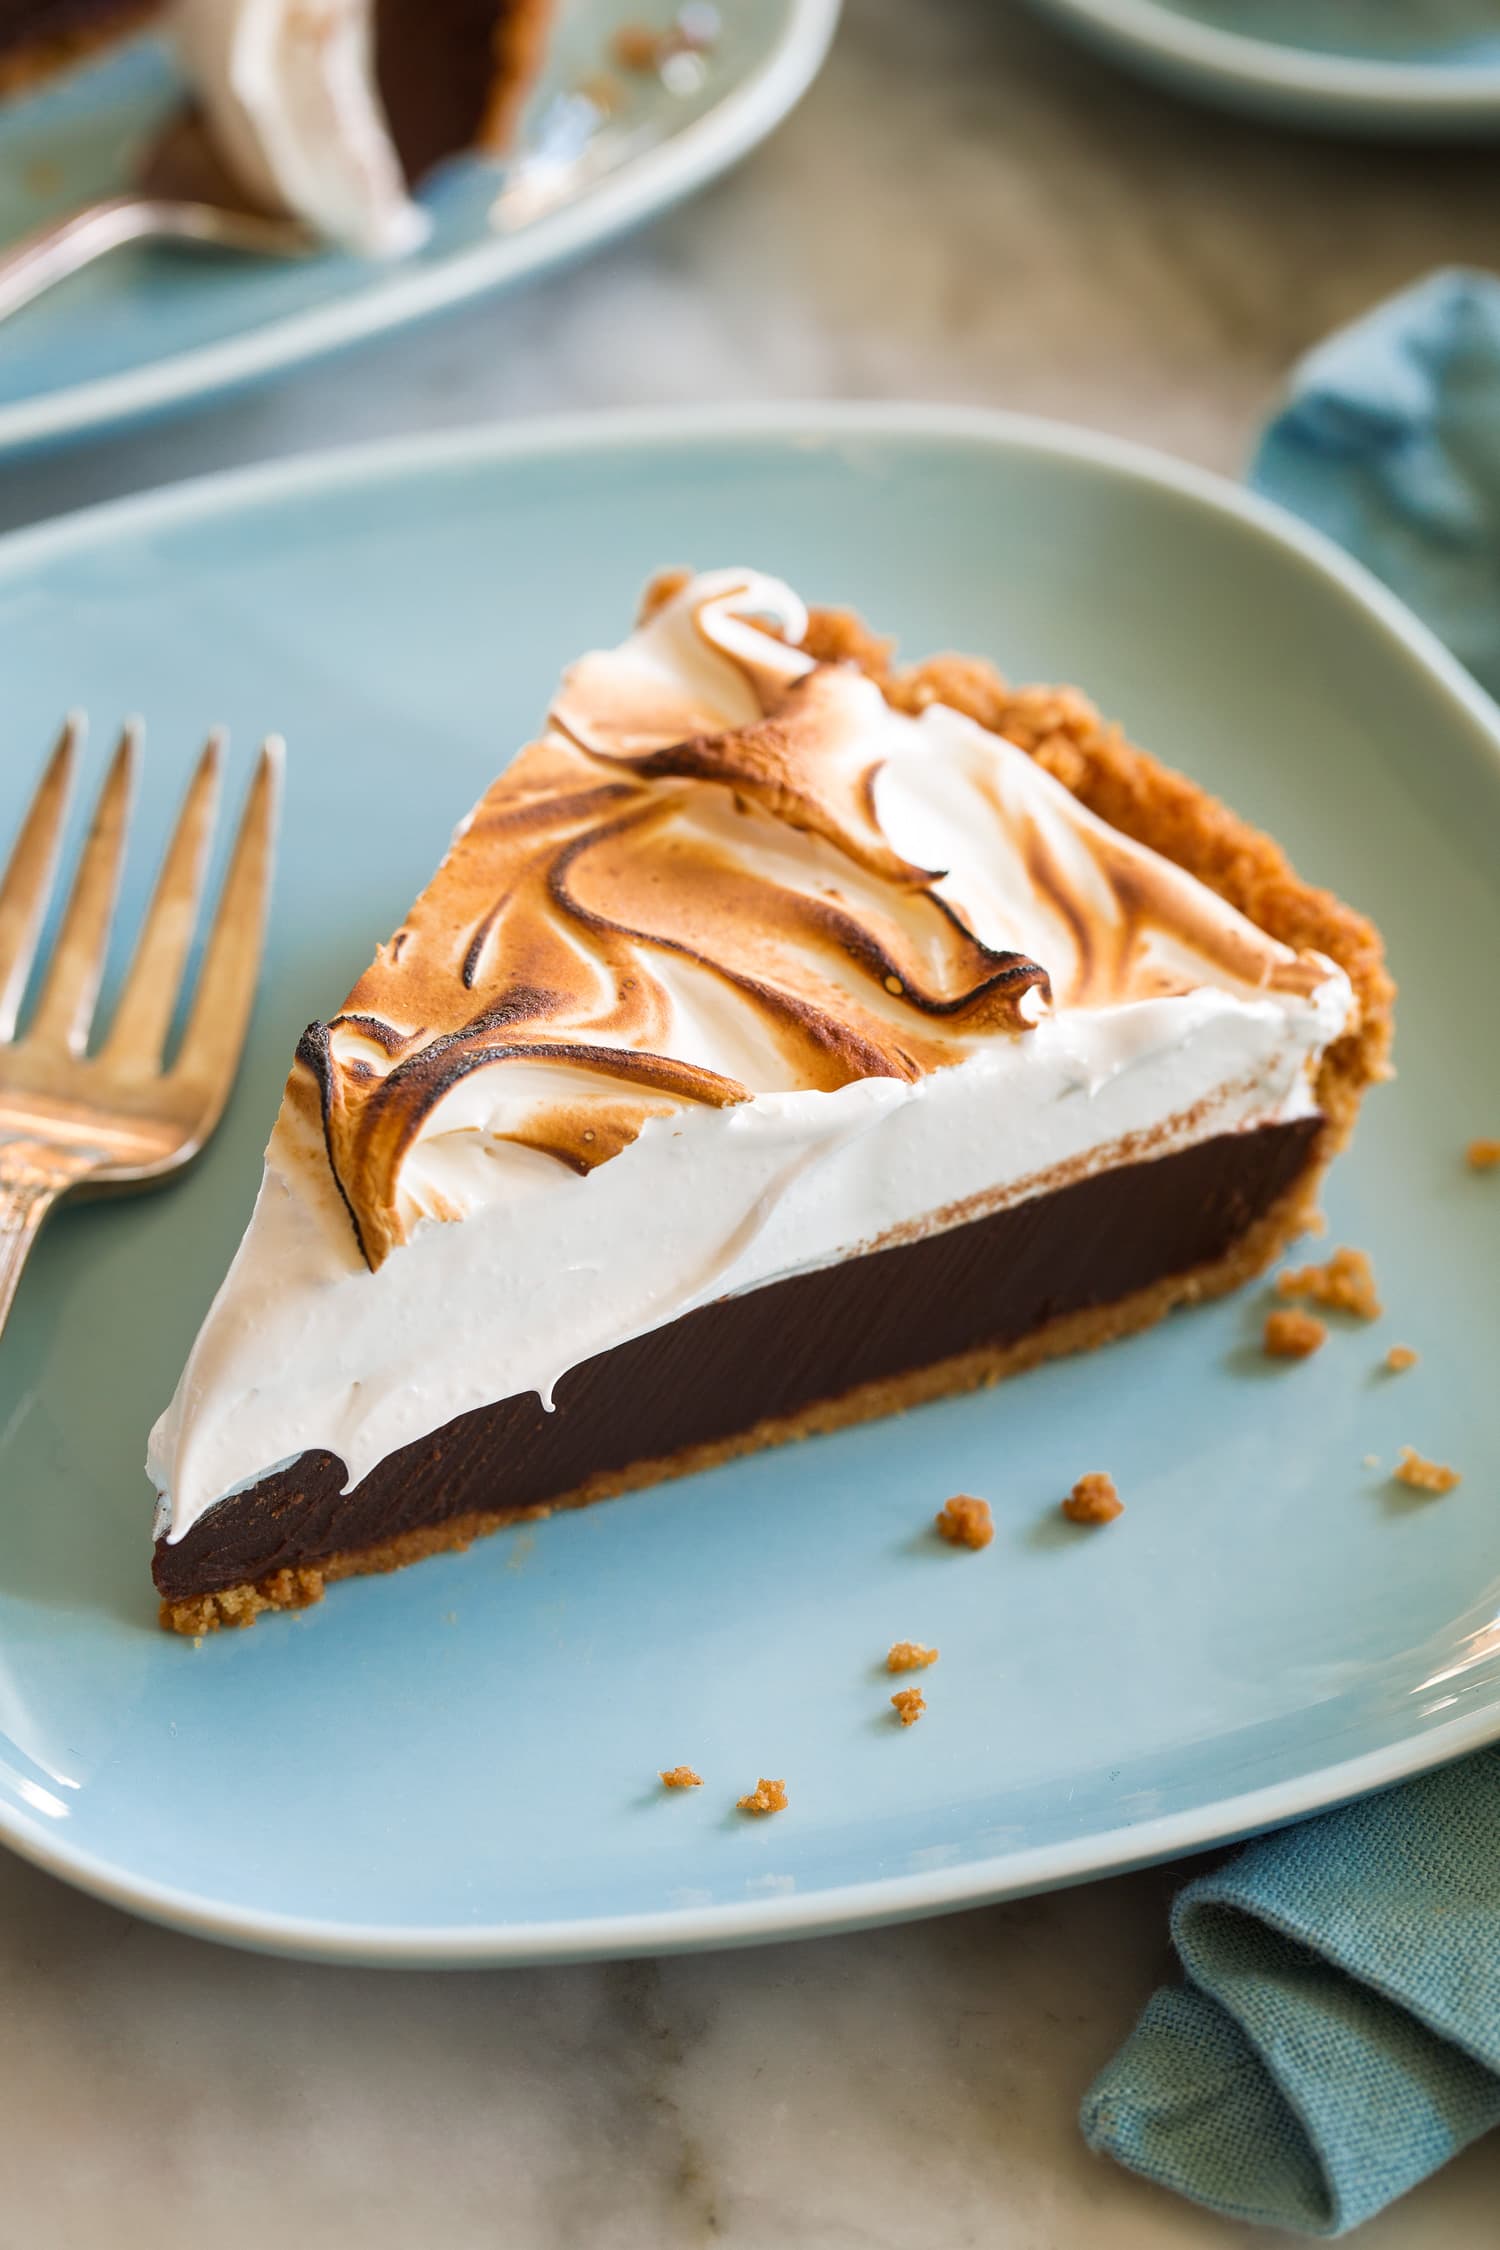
[0,0,145,57]
[154,1119,1320,1600]
[375,0,503,184]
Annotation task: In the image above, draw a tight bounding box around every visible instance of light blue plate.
[1027,0,1500,134]
[0,0,838,459]
[2,404,1499,1966]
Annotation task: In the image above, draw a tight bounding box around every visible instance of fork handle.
[0,197,169,322]
[0,1142,94,1338]
[0,196,312,322]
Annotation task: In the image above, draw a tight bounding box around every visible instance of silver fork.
[0,80,697,322]
[0,720,281,1337]
[0,109,316,324]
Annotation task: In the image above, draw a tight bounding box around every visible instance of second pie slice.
[149,567,1391,1632]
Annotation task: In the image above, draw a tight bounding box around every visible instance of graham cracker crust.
[0,5,157,99]
[478,0,559,151]
[159,600,1391,1635]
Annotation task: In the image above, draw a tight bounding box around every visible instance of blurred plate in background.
[0,0,840,460]
[1027,0,1500,135]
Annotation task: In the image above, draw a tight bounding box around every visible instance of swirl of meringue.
[289,568,1337,1271]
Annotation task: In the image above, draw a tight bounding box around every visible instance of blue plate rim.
[1027,0,1500,120]
[3,397,1500,1964]
[0,0,841,461]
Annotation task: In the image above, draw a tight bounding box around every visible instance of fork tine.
[0,716,81,1040]
[29,722,140,1054]
[171,738,281,1124]
[101,731,224,1070]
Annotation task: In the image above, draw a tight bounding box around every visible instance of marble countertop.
[3,3,1499,2242]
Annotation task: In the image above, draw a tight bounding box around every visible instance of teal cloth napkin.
[1081,271,1500,2237]
[1250,267,1500,699]
[1082,1753,1500,2233]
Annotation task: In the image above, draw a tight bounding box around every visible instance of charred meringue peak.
[294,568,1336,1272]
[149,568,1355,1534]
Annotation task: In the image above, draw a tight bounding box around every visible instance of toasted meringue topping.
[148,569,1357,1535]
[175,0,428,254]
[286,569,1336,1273]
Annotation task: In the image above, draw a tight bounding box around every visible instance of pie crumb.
[1276,1246,1381,1320]
[887,1640,939,1673]
[1362,1453,1381,1470]
[660,1766,702,1790]
[737,1777,787,1816]
[1393,1446,1461,1496]
[935,1493,993,1549]
[891,1688,926,1727]
[611,22,662,69]
[574,69,622,114]
[1384,1345,1418,1374]
[1062,1471,1124,1524]
[1467,1139,1500,1170]
[1263,1307,1327,1359]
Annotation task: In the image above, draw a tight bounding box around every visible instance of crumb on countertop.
[1384,1345,1418,1374]
[891,1688,926,1727]
[1276,1246,1381,1320]
[1263,1307,1328,1360]
[1467,1139,1500,1170]
[1393,1446,1461,1496]
[660,1766,702,1789]
[935,1493,993,1549]
[1062,1471,1124,1524]
[737,1777,787,1816]
[887,1640,939,1673]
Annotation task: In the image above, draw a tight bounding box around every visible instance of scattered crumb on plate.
[737,1777,788,1816]
[1362,1453,1380,1470]
[611,7,716,72]
[935,1493,993,1549]
[1263,1307,1327,1359]
[1467,1139,1500,1171]
[660,1766,703,1790]
[611,21,663,69]
[1392,1446,1461,1495]
[1062,1471,1124,1524]
[575,69,622,114]
[1276,1246,1381,1320]
[891,1688,926,1727]
[1384,1344,1418,1374]
[887,1640,939,1673]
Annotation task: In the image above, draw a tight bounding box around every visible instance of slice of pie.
[4,1,558,256]
[149,567,1392,1632]
[175,0,558,252]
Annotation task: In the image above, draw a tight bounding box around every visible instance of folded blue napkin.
[1081,270,1500,2237]
[1251,267,1500,699]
